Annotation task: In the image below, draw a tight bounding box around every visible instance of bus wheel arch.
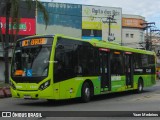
[81,79,94,102]
[137,77,144,93]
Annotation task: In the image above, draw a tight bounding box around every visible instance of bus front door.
[125,53,133,88]
[99,50,111,91]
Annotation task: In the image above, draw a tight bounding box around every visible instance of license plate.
[24,95,31,99]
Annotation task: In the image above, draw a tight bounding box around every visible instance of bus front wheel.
[137,79,143,93]
[81,82,91,103]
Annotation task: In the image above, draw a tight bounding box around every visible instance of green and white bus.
[10,34,156,102]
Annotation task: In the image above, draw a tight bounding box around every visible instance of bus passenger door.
[125,52,133,88]
[99,48,111,91]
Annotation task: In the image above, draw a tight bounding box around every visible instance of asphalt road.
[1,81,160,119]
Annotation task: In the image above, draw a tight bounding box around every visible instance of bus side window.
[110,51,124,75]
[54,38,79,82]
[77,45,95,76]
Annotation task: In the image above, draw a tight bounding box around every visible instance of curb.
[0,87,11,98]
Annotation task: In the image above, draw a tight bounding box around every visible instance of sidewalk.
[0,81,11,98]
[155,79,160,86]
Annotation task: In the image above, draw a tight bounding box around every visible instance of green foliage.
[1,0,49,37]
[36,0,49,29]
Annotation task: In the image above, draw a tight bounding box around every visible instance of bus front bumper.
[10,86,55,100]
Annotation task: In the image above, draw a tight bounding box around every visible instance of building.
[81,5,122,43]
[122,14,145,48]
[37,2,122,44]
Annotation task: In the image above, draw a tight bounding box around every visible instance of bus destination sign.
[21,38,47,47]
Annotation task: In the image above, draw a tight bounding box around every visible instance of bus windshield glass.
[11,37,53,77]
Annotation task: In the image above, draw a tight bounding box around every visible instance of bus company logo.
[2,112,11,117]
[134,69,143,72]
[111,75,121,81]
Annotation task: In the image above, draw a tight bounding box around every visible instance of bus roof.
[55,34,155,55]
[16,34,155,55]
[88,39,155,55]
[17,35,55,41]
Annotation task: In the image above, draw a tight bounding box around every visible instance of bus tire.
[81,82,91,103]
[137,79,143,93]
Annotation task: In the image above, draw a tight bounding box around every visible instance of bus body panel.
[10,75,156,100]
[58,77,101,99]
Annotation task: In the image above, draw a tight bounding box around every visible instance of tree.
[2,0,49,83]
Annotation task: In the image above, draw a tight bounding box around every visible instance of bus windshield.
[11,37,53,77]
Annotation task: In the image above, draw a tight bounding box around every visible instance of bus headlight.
[39,80,50,90]
[10,81,16,90]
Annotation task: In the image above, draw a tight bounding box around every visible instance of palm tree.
[3,0,49,83]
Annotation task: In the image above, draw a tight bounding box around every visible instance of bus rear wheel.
[81,82,91,103]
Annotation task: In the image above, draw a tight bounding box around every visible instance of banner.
[82,5,122,43]
[122,18,144,28]
[0,17,35,35]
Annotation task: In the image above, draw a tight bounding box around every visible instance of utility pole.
[4,0,11,83]
[150,29,160,51]
[142,22,155,50]
[103,14,117,41]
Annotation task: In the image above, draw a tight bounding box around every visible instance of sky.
[41,0,160,29]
